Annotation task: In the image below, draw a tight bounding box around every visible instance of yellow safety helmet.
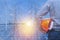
[40,18,52,33]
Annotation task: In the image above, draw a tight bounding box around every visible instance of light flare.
[17,18,36,37]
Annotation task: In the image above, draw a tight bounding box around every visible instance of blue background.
[0,0,48,40]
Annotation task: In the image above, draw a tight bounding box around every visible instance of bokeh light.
[17,17,37,38]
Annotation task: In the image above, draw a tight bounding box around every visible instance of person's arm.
[39,4,50,17]
[37,0,51,17]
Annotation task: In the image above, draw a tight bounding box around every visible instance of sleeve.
[37,0,52,17]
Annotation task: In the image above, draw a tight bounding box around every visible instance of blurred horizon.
[0,0,48,40]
